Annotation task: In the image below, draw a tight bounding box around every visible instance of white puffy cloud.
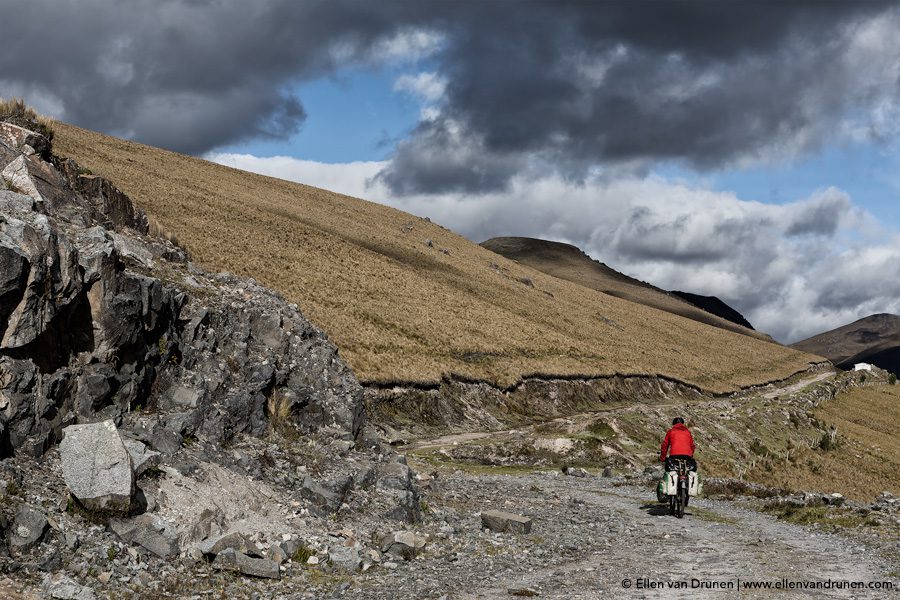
[206,152,900,344]
[393,71,447,102]
[207,153,386,200]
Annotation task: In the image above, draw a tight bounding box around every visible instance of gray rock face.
[9,506,48,554]
[59,420,134,513]
[109,514,179,558]
[212,547,280,579]
[380,530,427,560]
[481,510,533,534]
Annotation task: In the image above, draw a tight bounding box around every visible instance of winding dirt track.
[466,478,893,599]
[348,470,896,599]
[363,370,898,599]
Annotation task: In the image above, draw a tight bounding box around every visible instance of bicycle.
[667,457,690,519]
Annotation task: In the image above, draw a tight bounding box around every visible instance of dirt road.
[345,370,899,599]
[346,469,897,599]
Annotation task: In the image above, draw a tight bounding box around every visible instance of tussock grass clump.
[53,122,821,392]
[0,97,54,141]
[148,214,181,247]
[266,389,294,438]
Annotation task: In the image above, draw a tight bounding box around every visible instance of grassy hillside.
[481,237,770,342]
[54,122,820,392]
[787,383,900,500]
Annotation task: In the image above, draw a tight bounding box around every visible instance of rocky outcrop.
[0,118,422,592]
[0,123,365,458]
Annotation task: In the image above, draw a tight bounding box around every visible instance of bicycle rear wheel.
[675,488,686,518]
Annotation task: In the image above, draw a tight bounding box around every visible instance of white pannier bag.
[662,471,678,495]
[688,471,702,496]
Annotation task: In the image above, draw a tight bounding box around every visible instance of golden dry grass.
[762,384,900,501]
[53,122,821,391]
[812,384,899,497]
[0,97,55,141]
[481,236,772,342]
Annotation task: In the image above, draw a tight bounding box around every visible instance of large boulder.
[59,420,134,513]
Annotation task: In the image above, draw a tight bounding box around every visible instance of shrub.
[291,545,314,564]
[0,97,54,141]
[749,438,770,456]
[588,420,616,439]
[818,428,839,451]
[889,373,897,385]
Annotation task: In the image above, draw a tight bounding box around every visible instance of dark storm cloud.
[3,1,898,183]
[380,0,900,193]
[0,0,435,153]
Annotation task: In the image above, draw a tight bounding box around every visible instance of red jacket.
[660,423,695,461]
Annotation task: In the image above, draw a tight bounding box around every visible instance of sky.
[4,0,900,343]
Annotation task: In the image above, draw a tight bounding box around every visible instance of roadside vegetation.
[0,97,54,141]
[53,122,817,391]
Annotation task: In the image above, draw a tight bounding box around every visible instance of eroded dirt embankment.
[364,363,831,436]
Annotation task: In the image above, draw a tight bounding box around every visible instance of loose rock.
[212,548,280,579]
[481,510,533,534]
[59,421,134,513]
[10,506,48,554]
[381,531,426,560]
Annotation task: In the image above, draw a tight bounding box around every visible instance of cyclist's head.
[672,417,685,425]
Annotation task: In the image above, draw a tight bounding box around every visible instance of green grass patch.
[763,504,881,529]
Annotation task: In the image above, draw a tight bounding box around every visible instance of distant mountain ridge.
[480,236,767,342]
[670,290,755,331]
[791,313,900,375]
